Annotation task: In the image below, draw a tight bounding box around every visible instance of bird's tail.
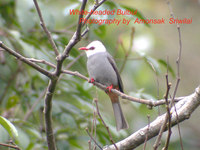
[108,93,129,131]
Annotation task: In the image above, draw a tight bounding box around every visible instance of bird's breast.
[87,53,118,87]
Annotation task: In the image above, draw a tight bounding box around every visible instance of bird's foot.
[88,78,95,84]
[106,84,113,92]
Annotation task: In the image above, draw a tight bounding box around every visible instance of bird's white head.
[79,40,106,57]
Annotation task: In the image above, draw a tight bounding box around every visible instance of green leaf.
[158,59,175,77]
[15,127,30,149]
[119,4,150,27]
[57,140,70,150]
[6,95,19,109]
[104,1,117,9]
[94,25,106,38]
[83,81,93,91]
[69,138,82,149]
[0,116,18,138]
[144,56,161,75]
[16,0,36,32]
[25,127,41,139]
[60,113,77,128]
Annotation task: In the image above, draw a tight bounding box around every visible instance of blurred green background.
[0,0,200,149]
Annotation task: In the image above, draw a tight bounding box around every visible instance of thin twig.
[166,0,183,149]
[83,0,107,28]
[33,0,59,56]
[86,128,102,150]
[155,57,172,150]
[92,92,98,150]
[28,58,56,68]
[81,26,90,38]
[88,100,97,150]
[88,140,92,150]
[153,57,172,150]
[172,101,184,149]
[0,143,21,150]
[162,74,172,150]
[119,27,135,73]
[62,0,107,58]
[94,99,118,150]
[0,41,53,79]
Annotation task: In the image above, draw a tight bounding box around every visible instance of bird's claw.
[106,84,113,92]
[88,78,95,84]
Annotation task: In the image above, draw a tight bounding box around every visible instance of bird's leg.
[88,78,95,84]
[106,84,113,92]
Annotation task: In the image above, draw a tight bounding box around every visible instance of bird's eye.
[89,46,95,50]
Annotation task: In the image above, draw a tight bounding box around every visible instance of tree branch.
[94,99,118,150]
[32,1,107,150]
[83,0,107,27]
[76,0,88,38]
[18,56,183,108]
[153,74,171,150]
[0,143,21,150]
[62,70,183,107]
[62,0,107,58]
[86,128,102,150]
[28,58,56,68]
[43,79,58,150]
[103,86,200,150]
[0,41,53,79]
[9,52,182,108]
[33,0,59,56]
[119,27,135,73]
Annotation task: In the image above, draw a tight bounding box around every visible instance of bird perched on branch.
[79,40,128,131]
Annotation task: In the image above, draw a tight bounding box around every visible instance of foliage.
[0,0,180,150]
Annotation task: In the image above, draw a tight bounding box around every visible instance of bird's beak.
[79,47,89,51]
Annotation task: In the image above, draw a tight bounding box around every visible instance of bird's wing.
[106,53,124,93]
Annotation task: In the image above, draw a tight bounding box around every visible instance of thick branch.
[44,79,58,150]
[35,1,107,149]
[0,41,53,78]
[1,1,107,150]
[103,86,200,150]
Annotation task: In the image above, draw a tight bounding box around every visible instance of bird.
[79,40,128,131]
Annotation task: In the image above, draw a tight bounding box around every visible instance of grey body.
[87,52,123,92]
[87,51,128,131]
